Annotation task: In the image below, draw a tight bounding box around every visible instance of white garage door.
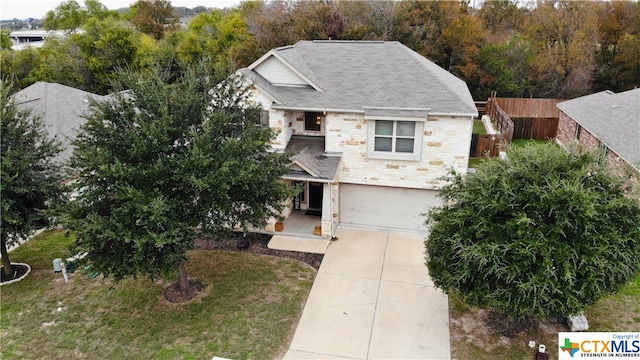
[339,184,442,231]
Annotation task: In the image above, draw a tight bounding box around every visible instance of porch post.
[321,183,333,238]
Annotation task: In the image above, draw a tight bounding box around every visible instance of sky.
[1,0,241,21]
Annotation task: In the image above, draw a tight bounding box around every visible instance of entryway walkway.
[283,225,451,360]
[268,235,330,254]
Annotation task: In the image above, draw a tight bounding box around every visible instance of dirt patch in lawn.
[163,278,204,303]
[195,232,324,270]
[449,294,568,359]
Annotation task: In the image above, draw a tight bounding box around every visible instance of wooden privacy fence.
[488,96,564,140]
[491,102,514,144]
[512,116,559,139]
[470,133,502,158]
[472,95,563,158]
[474,101,488,118]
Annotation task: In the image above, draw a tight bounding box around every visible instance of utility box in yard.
[52,258,62,273]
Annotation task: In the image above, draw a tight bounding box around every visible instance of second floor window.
[367,120,422,160]
[374,121,416,153]
[305,112,322,131]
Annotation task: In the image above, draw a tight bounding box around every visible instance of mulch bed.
[164,278,204,303]
[1,264,30,283]
[195,232,324,270]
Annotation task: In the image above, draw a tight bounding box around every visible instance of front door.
[308,182,323,211]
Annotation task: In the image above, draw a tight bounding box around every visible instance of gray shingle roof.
[557,88,640,170]
[284,136,341,181]
[12,82,108,166]
[240,40,477,117]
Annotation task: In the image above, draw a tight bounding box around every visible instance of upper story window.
[304,112,322,131]
[367,120,423,161]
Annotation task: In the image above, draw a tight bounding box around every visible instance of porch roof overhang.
[282,135,341,183]
[281,173,335,183]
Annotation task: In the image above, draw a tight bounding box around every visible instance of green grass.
[585,274,640,331]
[508,138,554,152]
[468,158,489,169]
[472,120,487,134]
[450,273,640,360]
[1,229,316,360]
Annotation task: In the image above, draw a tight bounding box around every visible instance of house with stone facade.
[238,40,477,237]
[556,88,640,173]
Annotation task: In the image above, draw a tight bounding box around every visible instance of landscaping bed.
[196,231,324,270]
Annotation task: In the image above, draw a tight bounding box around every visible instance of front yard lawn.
[0,229,316,360]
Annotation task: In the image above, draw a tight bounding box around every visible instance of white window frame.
[367,119,423,161]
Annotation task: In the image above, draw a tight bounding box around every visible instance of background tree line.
[1,0,638,100]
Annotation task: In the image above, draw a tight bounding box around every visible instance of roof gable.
[249,49,323,91]
[254,56,309,87]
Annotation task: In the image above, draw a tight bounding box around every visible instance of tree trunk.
[1,234,13,276]
[177,259,189,291]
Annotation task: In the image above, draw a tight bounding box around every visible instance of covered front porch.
[261,209,332,254]
[267,180,338,240]
[273,135,341,239]
[278,210,323,238]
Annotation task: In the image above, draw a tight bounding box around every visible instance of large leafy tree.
[593,1,640,92]
[44,0,119,33]
[72,18,141,94]
[479,0,525,39]
[64,65,293,301]
[1,30,12,50]
[1,80,64,276]
[0,47,41,92]
[131,0,180,40]
[44,0,86,33]
[425,143,640,320]
[176,9,259,73]
[525,1,599,98]
[27,38,87,90]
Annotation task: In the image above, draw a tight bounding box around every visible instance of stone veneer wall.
[324,112,473,190]
[267,110,330,149]
[268,109,293,150]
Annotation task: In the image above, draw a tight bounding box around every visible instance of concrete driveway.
[283,225,450,360]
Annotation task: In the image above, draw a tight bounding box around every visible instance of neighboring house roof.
[239,40,477,118]
[284,136,341,182]
[12,82,108,166]
[557,88,640,171]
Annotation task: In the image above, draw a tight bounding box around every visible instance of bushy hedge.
[425,143,640,319]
